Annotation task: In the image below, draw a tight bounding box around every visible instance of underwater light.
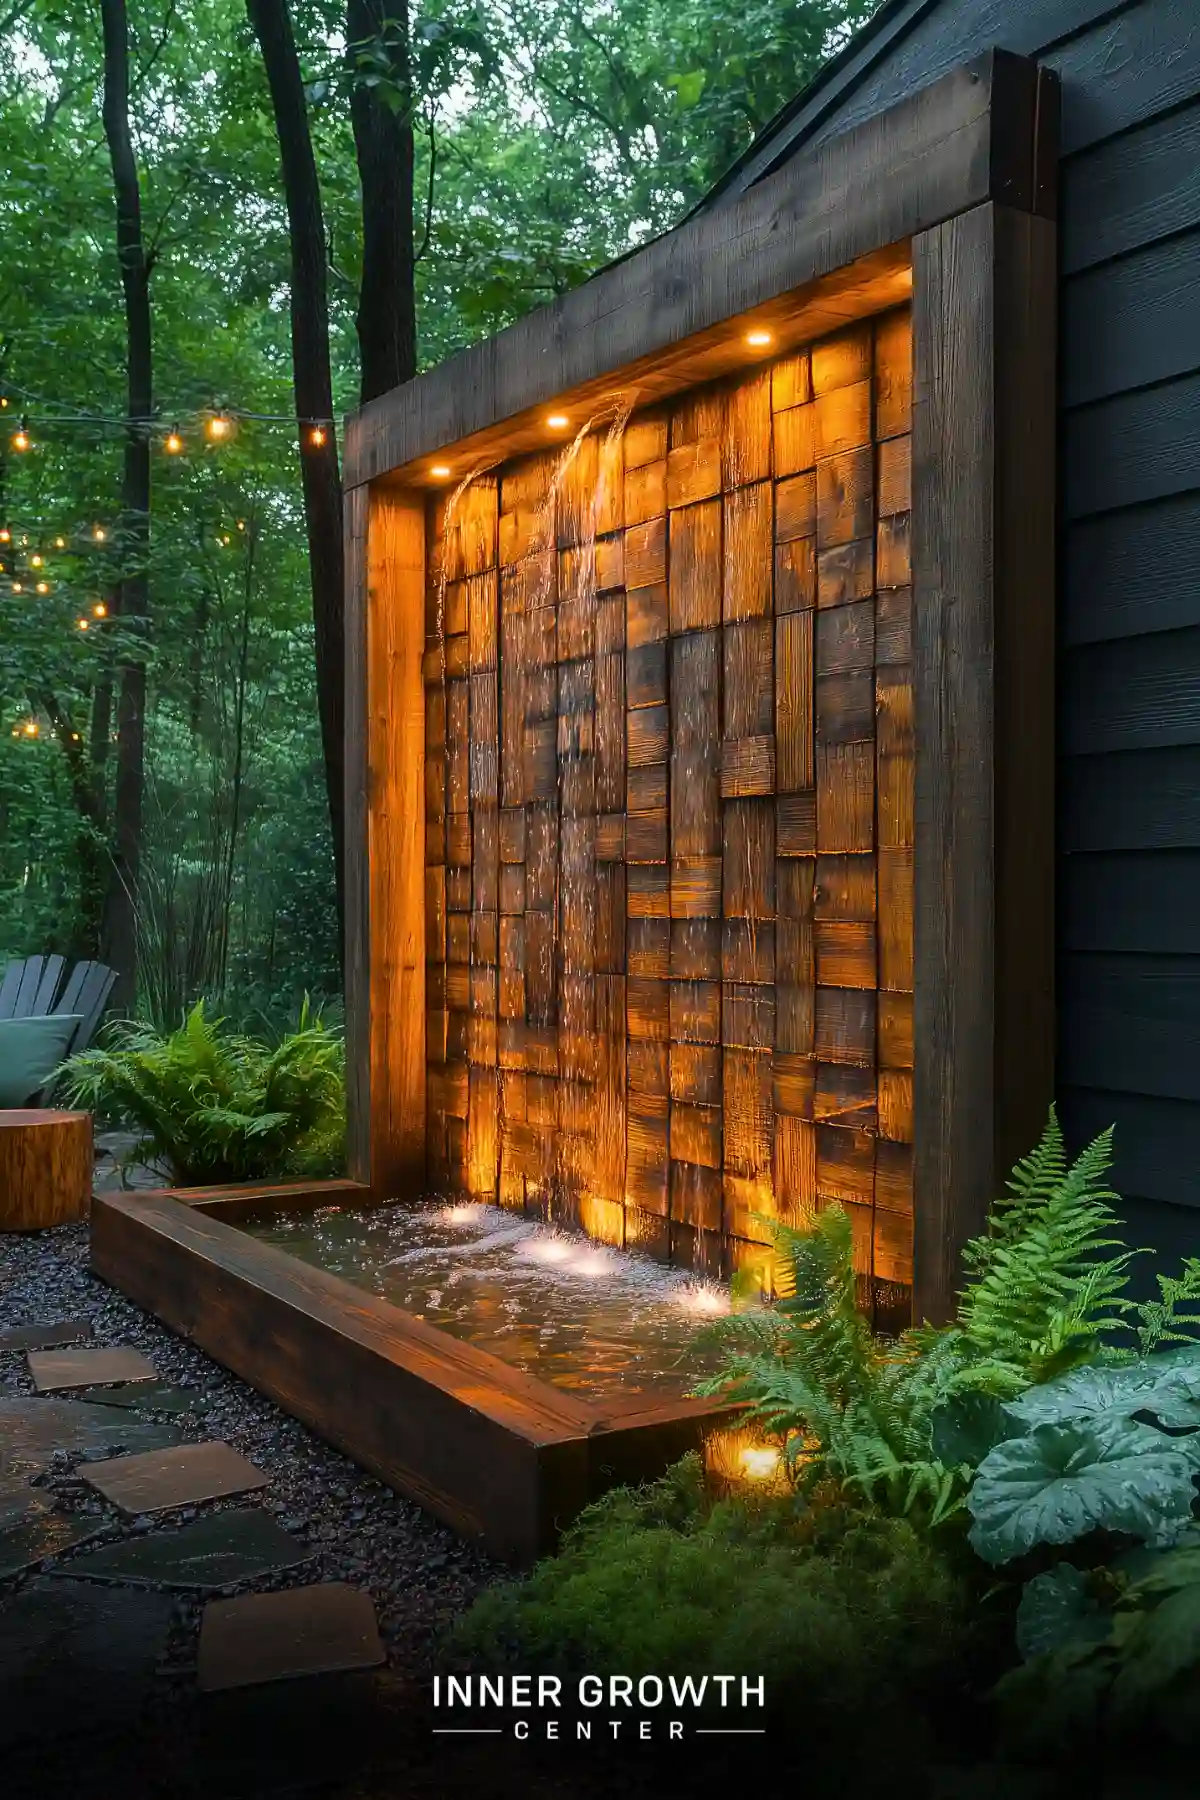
[745,329,772,348]
[739,1445,782,1481]
[679,1285,729,1316]
[442,1203,481,1224]
[430,463,452,478]
[546,413,570,430]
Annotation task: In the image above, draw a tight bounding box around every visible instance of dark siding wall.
[726,0,1200,1261]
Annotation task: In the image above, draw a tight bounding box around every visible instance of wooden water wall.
[424,306,914,1313]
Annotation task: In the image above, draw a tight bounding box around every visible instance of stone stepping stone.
[53,1506,312,1591]
[0,1319,92,1353]
[197,1582,385,1692]
[77,1381,209,1416]
[83,1440,267,1515]
[0,1499,99,1582]
[27,1346,158,1393]
[0,1577,173,1749]
[0,1396,182,1481]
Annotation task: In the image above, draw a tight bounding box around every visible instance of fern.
[1135,1258,1200,1355]
[955,1111,1138,1380]
[53,998,345,1185]
[694,1107,1200,1526]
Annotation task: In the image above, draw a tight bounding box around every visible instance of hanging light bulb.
[30,553,42,568]
[23,720,38,737]
[164,424,183,454]
[76,617,89,631]
[308,424,327,448]
[35,581,49,595]
[11,582,22,594]
[207,412,232,441]
[92,602,107,618]
[92,526,107,542]
[54,536,65,549]
[12,417,30,452]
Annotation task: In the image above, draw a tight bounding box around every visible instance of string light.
[35,581,49,595]
[307,424,326,448]
[23,721,37,737]
[206,413,232,441]
[76,617,89,631]
[0,529,9,544]
[12,417,30,452]
[30,553,43,568]
[164,425,183,454]
[92,527,106,542]
[10,582,22,594]
[54,536,65,549]
[92,602,107,618]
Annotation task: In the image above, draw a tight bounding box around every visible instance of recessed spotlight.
[547,413,569,430]
[430,464,451,479]
[745,330,773,348]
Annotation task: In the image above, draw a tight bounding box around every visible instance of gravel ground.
[0,1221,500,1673]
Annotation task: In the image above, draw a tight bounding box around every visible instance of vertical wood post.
[344,482,427,1197]
[911,201,1057,1322]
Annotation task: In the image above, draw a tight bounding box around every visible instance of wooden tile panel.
[424,306,914,1306]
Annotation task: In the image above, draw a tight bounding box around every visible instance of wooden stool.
[0,1109,93,1230]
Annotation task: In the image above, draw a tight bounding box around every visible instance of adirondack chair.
[0,956,118,1058]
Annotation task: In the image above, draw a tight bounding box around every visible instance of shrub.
[53,997,345,1185]
[447,1455,991,1776]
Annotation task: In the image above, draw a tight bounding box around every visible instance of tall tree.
[99,0,153,1007]
[347,0,416,399]
[246,0,345,930]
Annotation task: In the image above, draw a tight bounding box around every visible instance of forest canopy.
[0,0,876,1028]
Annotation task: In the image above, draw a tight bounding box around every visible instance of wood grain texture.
[0,1110,92,1231]
[344,56,1027,489]
[911,202,1056,1321]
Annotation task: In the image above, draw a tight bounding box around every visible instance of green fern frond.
[1136,1258,1200,1355]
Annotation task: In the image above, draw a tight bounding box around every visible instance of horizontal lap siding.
[723,0,1200,1242]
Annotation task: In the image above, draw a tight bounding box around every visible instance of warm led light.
[23,721,38,737]
[71,732,80,742]
[739,1445,782,1481]
[207,413,232,440]
[92,527,106,542]
[92,602,107,618]
[12,423,30,452]
[11,582,22,594]
[0,529,10,543]
[745,329,773,347]
[76,618,89,631]
[35,581,49,595]
[308,424,327,448]
[54,536,65,548]
[236,519,246,531]
[164,426,183,454]
[430,464,452,479]
[546,413,570,430]
[30,553,42,568]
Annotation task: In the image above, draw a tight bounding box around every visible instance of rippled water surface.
[242,1200,730,1399]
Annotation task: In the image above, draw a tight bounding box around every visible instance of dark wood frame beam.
[343,50,1053,490]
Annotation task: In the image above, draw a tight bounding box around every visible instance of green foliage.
[695,1110,1200,1529]
[52,997,345,1184]
[954,1111,1137,1383]
[995,1535,1200,1756]
[448,1454,985,1768]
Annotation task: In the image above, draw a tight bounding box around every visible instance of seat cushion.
[0,1014,85,1108]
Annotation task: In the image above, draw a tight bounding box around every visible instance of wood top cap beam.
[343,49,1058,490]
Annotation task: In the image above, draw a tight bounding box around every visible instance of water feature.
[242,1199,729,1401]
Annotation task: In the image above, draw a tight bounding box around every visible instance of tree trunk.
[100,0,152,1011]
[347,0,416,399]
[246,0,345,941]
